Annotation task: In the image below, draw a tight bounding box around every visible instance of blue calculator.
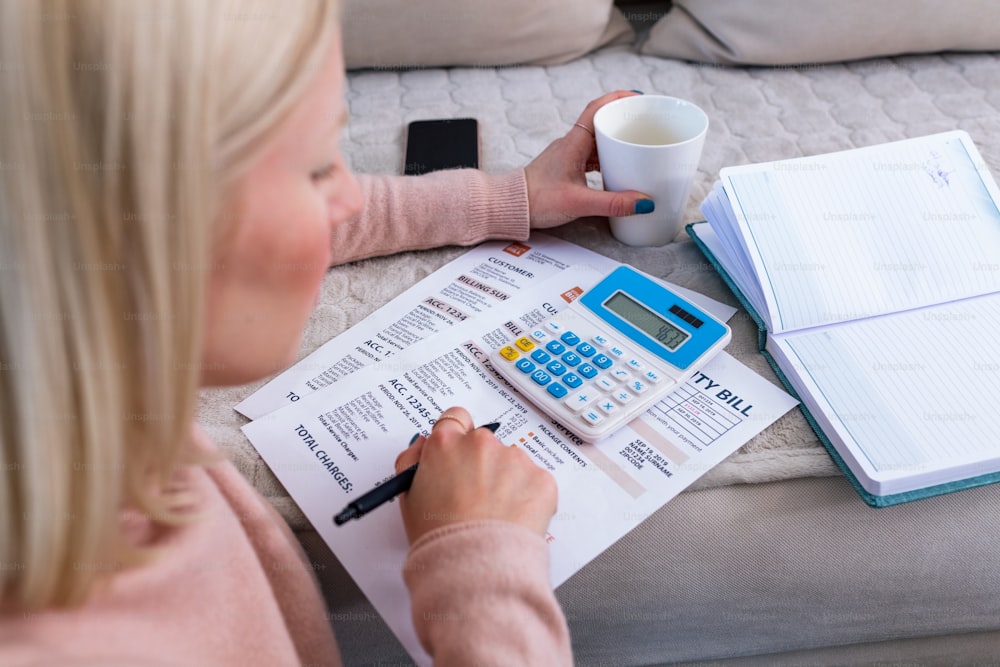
[491,266,731,442]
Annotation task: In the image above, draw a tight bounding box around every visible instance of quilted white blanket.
[199,44,1000,528]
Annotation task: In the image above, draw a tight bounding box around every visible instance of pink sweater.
[0,170,572,666]
[331,169,531,264]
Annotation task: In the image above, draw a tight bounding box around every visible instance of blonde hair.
[0,0,339,609]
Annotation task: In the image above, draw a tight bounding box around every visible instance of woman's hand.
[395,407,557,544]
[524,90,654,229]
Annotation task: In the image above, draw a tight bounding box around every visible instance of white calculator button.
[628,379,650,395]
[581,409,604,426]
[594,376,616,392]
[591,334,609,348]
[643,369,664,384]
[596,398,619,416]
[608,345,626,359]
[626,358,644,372]
[545,320,565,334]
[565,389,597,413]
[610,368,632,383]
[612,389,634,405]
[530,329,549,343]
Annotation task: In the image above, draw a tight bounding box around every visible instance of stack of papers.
[238,234,798,664]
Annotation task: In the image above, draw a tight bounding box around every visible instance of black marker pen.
[333,421,501,526]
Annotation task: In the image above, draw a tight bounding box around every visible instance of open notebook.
[689,130,1000,506]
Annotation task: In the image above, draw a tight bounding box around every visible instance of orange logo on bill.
[502,242,530,257]
[560,286,584,303]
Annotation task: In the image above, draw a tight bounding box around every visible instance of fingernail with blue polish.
[408,433,421,446]
[634,199,655,214]
[630,89,645,94]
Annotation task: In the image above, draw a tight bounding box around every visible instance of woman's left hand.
[524,90,654,229]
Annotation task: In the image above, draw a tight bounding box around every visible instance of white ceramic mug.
[594,95,709,246]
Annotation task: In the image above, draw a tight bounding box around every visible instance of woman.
[0,1,650,664]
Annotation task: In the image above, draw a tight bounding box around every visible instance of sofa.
[198,2,1000,664]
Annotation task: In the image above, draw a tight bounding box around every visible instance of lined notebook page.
[721,131,1000,333]
[772,293,1000,495]
[699,184,769,318]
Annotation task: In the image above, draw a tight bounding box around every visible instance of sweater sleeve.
[403,520,573,666]
[330,169,530,265]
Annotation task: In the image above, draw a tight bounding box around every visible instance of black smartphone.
[404,118,479,176]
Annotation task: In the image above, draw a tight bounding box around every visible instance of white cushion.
[641,0,1000,65]
[342,0,634,70]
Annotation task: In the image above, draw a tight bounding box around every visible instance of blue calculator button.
[530,370,551,386]
[546,382,568,399]
[577,363,598,379]
[592,354,613,369]
[560,331,581,346]
[561,351,581,367]
[515,359,535,374]
[576,342,596,357]
[530,349,551,364]
[562,373,583,389]
[546,361,567,376]
[545,340,566,355]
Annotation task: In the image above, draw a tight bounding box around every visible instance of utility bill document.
[236,234,617,420]
[240,238,798,665]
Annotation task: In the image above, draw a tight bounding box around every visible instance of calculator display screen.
[604,291,689,351]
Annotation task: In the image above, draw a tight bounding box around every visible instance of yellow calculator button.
[514,337,535,352]
[499,345,520,361]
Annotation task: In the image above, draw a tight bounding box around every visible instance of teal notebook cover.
[686,221,1000,508]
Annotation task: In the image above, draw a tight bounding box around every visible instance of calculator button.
[545,340,566,355]
[628,379,650,394]
[531,370,552,386]
[562,373,583,389]
[577,363,598,379]
[596,398,619,416]
[561,352,581,367]
[576,342,596,357]
[531,349,551,364]
[594,376,616,392]
[612,389,634,405]
[546,361,567,376]
[499,346,519,361]
[608,345,626,358]
[565,390,597,412]
[581,409,604,426]
[560,331,581,346]
[515,359,535,374]
[529,329,549,343]
[515,337,535,352]
[626,358,644,372]
[546,383,568,399]
[643,369,663,384]
[592,334,609,348]
[592,354,613,369]
[610,368,632,383]
[545,320,565,334]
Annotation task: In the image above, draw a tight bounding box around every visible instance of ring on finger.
[573,122,595,137]
[432,414,469,432]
